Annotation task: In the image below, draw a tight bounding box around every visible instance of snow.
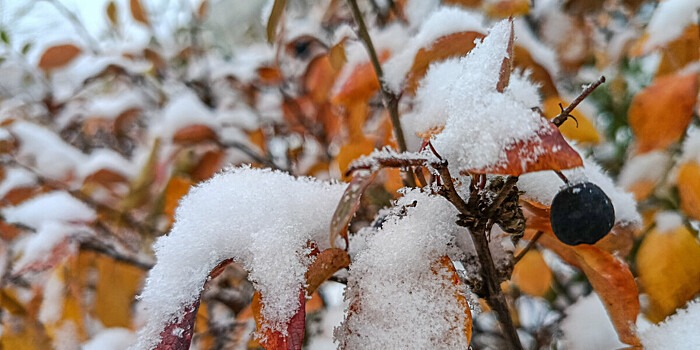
[518,152,641,226]
[560,293,625,350]
[406,20,550,174]
[513,19,560,81]
[338,190,470,349]
[654,211,684,233]
[383,7,486,92]
[645,0,700,51]
[2,191,95,228]
[0,167,36,199]
[135,166,345,349]
[680,127,700,164]
[404,0,441,28]
[151,90,216,140]
[83,328,136,350]
[85,90,146,120]
[618,151,671,190]
[38,269,65,324]
[641,299,700,349]
[9,121,87,179]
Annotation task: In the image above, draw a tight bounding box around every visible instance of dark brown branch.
[551,76,606,127]
[513,230,544,265]
[80,237,154,271]
[345,0,415,187]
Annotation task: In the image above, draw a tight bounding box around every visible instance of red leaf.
[305,248,350,294]
[475,121,583,175]
[329,171,376,249]
[252,290,306,350]
[155,302,200,350]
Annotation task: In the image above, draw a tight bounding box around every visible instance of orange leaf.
[513,45,558,97]
[405,31,484,94]
[655,25,700,77]
[38,44,82,71]
[336,137,375,178]
[511,249,552,297]
[435,256,473,344]
[163,175,192,225]
[92,253,145,327]
[628,72,698,153]
[130,0,150,26]
[252,289,305,350]
[197,0,208,20]
[329,171,376,249]
[523,229,640,346]
[475,121,583,175]
[332,50,390,105]
[637,222,700,322]
[305,55,340,103]
[172,124,218,144]
[106,1,118,27]
[305,248,350,294]
[484,0,530,18]
[191,149,225,182]
[677,161,700,221]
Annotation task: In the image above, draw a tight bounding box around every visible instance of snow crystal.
[38,269,65,324]
[83,328,136,350]
[518,152,641,226]
[645,0,700,51]
[641,299,700,349]
[383,7,486,92]
[560,293,625,350]
[338,190,470,349]
[406,20,549,173]
[135,166,345,349]
[9,121,87,179]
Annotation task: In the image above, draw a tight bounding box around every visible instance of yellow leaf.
[677,161,700,221]
[336,137,375,180]
[628,72,698,153]
[543,96,600,144]
[92,253,145,327]
[637,220,700,322]
[511,250,552,297]
[130,0,150,26]
[38,44,82,71]
[0,314,51,350]
[483,0,530,18]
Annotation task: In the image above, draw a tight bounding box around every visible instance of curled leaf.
[329,171,376,249]
[305,248,350,294]
[266,0,287,44]
[130,0,150,26]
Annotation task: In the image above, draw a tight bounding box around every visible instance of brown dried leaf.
[496,18,514,93]
[130,0,150,26]
[172,125,218,144]
[629,72,698,153]
[38,44,82,71]
[106,1,118,27]
[513,45,558,97]
[329,171,376,249]
[266,0,287,43]
[164,175,192,225]
[197,0,208,20]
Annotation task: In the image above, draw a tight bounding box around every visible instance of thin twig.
[551,76,606,127]
[218,140,279,170]
[514,230,543,264]
[80,237,154,271]
[345,0,414,187]
[44,0,100,53]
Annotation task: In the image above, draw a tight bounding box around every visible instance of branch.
[80,236,154,271]
[345,0,415,187]
[552,76,606,127]
[514,230,543,264]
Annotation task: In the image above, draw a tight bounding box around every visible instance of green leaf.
[1,30,10,45]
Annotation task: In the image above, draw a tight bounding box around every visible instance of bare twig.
[80,236,154,271]
[513,230,544,264]
[551,76,606,127]
[345,0,414,187]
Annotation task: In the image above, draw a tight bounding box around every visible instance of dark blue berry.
[550,182,615,245]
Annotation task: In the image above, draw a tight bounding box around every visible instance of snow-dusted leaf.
[655,25,699,77]
[628,72,698,153]
[474,121,583,175]
[154,302,199,350]
[38,44,82,71]
[252,290,305,350]
[496,19,514,93]
[330,171,376,249]
[405,31,484,94]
